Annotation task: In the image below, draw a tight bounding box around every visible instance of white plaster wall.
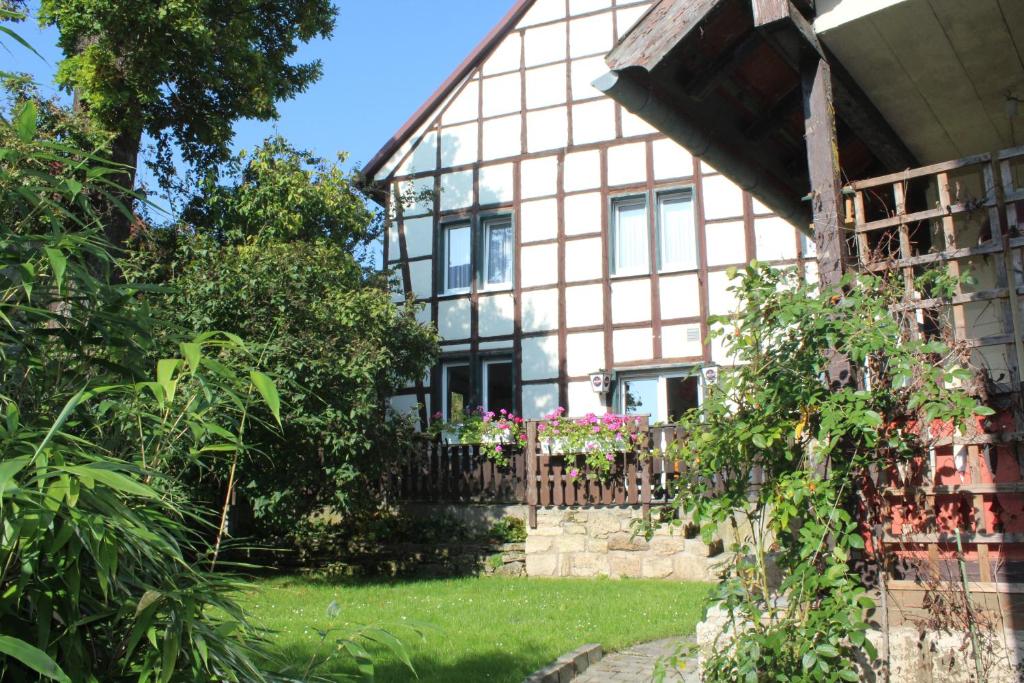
[707,270,740,316]
[566,331,606,376]
[569,0,611,15]
[572,99,618,145]
[565,284,604,328]
[482,72,523,118]
[521,198,559,243]
[440,171,474,212]
[409,260,433,300]
[483,33,522,75]
[611,279,652,324]
[524,21,567,67]
[522,335,560,380]
[704,221,747,267]
[569,12,614,58]
[564,192,602,235]
[440,122,478,167]
[570,56,609,101]
[521,156,559,199]
[527,106,569,153]
[479,163,515,206]
[442,342,472,353]
[564,150,602,191]
[754,217,799,262]
[522,288,560,332]
[526,63,568,109]
[521,243,560,288]
[403,216,433,259]
[479,293,515,338]
[564,238,604,282]
[397,177,434,216]
[614,328,654,363]
[523,383,560,419]
[518,0,565,29]
[659,274,701,319]
[568,380,605,416]
[387,222,400,262]
[709,330,735,366]
[608,142,647,186]
[482,115,522,161]
[438,298,472,340]
[398,130,438,176]
[621,109,657,137]
[442,82,480,125]
[702,175,745,220]
[662,324,703,358]
[616,5,651,37]
[653,138,693,180]
[389,394,420,417]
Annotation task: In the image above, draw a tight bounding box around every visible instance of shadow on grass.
[272,641,551,683]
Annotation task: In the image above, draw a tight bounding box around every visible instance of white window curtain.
[658,192,697,271]
[612,198,649,274]
[445,224,472,291]
[485,220,512,287]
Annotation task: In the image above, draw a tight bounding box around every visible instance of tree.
[130,137,439,544]
[36,0,336,246]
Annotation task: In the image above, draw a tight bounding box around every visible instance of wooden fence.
[384,420,692,527]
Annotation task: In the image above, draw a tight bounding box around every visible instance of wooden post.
[802,54,854,394]
[640,416,652,522]
[527,421,538,529]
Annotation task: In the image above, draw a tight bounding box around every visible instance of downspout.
[593,68,812,236]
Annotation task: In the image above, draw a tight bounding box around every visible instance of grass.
[240,575,712,682]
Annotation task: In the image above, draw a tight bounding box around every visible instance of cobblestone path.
[573,637,699,682]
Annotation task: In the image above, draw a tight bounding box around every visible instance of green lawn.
[241,575,712,682]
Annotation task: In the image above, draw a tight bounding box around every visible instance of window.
[483,217,513,288]
[443,363,472,419]
[442,217,514,293]
[482,359,514,412]
[657,190,697,271]
[618,371,701,424]
[444,224,472,293]
[611,196,649,275]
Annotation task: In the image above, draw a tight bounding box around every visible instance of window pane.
[446,225,471,291]
[485,361,514,413]
[659,192,696,271]
[485,221,512,286]
[446,364,472,419]
[613,199,648,274]
[622,378,660,422]
[666,376,699,420]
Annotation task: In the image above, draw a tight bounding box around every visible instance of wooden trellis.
[846,145,1024,618]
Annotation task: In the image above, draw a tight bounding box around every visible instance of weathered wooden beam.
[683,30,763,99]
[743,84,801,139]
[606,0,725,73]
[752,0,790,26]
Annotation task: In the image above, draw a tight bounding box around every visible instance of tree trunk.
[104,125,143,251]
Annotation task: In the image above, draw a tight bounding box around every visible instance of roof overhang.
[597,0,919,232]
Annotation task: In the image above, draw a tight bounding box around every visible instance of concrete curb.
[523,643,603,683]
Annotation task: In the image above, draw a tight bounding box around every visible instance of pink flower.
[500,408,508,415]
[432,411,443,420]
[538,423,547,432]
[495,445,503,453]
[570,468,580,478]
[592,425,601,434]
[499,423,510,430]
[606,453,615,461]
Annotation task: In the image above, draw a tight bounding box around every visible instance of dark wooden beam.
[607,0,725,72]
[682,30,763,99]
[743,84,801,139]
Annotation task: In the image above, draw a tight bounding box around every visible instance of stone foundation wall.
[697,606,1024,682]
[525,506,727,581]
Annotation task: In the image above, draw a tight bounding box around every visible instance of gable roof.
[361,0,536,185]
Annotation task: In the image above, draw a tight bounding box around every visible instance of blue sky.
[4,1,512,185]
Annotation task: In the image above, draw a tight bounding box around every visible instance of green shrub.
[489,516,528,544]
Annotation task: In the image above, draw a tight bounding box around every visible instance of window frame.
[441,360,473,420]
[480,214,515,292]
[442,222,473,295]
[480,356,516,412]
[615,368,703,424]
[654,186,699,274]
[609,193,651,277]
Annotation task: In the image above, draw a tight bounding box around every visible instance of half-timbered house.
[360,0,813,428]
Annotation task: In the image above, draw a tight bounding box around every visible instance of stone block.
[530,523,564,537]
[526,536,554,553]
[563,523,588,535]
[642,555,674,578]
[684,538,724,557]
[586,537,609,553]
[609,553,642,578]
[571,552,610,577]
[608,532,649,551]
[672,555,710,581]
[527,553,559,577]
[588,510,625,538]
[565,510,590,523]
[554,534,586,553]
[651,537,685,555]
